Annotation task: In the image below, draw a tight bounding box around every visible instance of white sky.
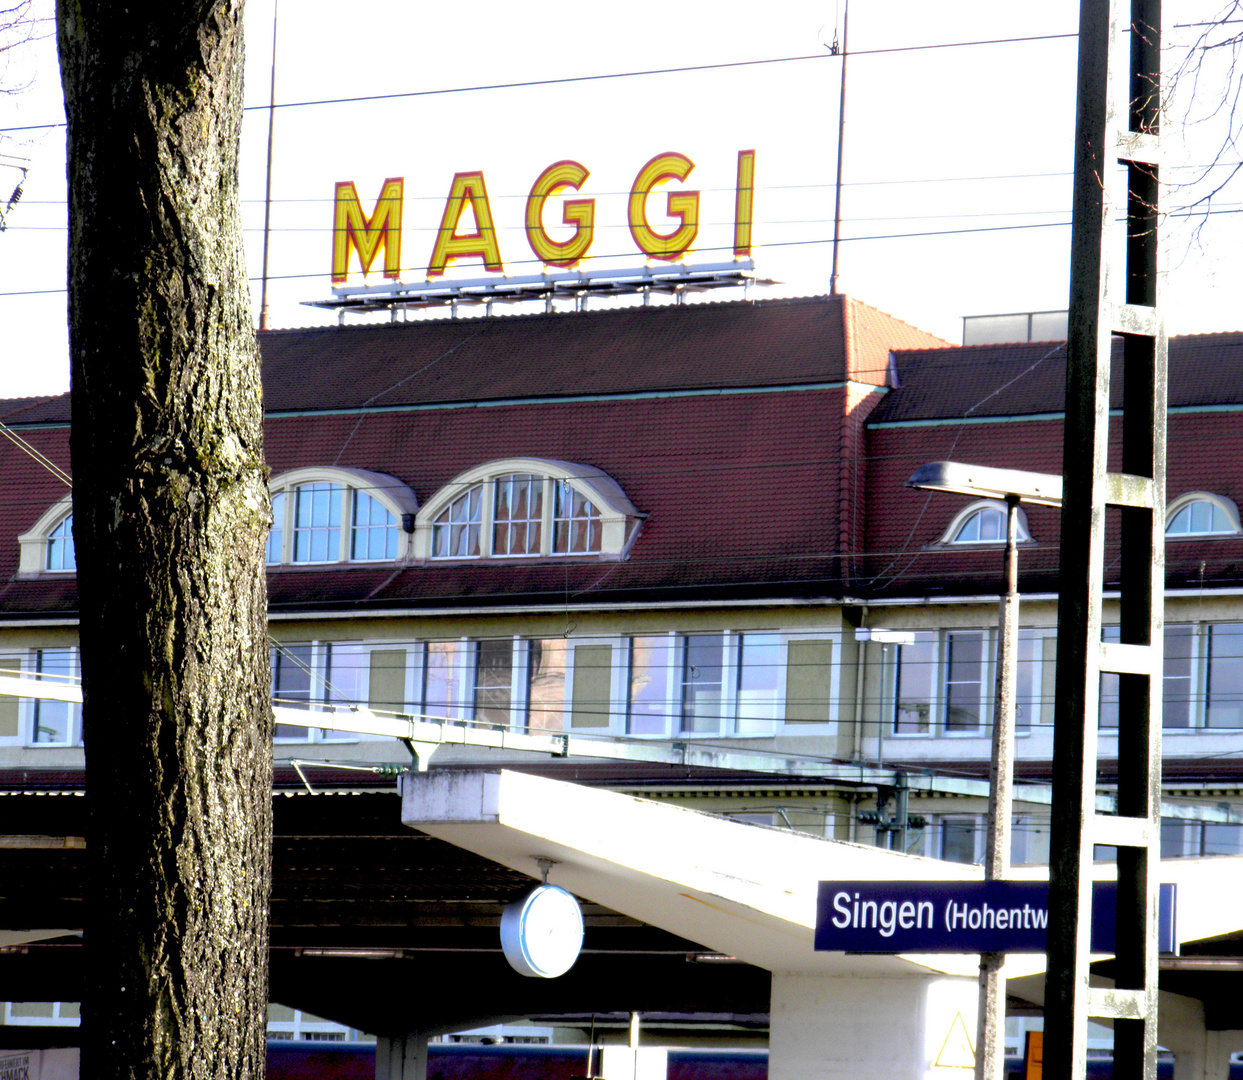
[0,1,1240,398]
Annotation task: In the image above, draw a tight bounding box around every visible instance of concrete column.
[770,971,980,1080]
[1204,1031,1243,1080]
[376,1031,428,1080]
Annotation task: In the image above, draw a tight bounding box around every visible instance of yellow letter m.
[332,178,404,283]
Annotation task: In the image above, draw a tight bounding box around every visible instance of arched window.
[267,468,418,566]
[17,495,76,577]
[415,459,641,562]
[940,500,1032,546]
[1165,493,1241,538]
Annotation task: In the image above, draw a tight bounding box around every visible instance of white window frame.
[24,646,83,748]
[267,467,418,567]
[271,639,418,743]
[17,494,76,577]
[939,499,1032,546]
[887,627,1055,738]
[622,630,838,739]
[1165,491,1242,538]
[413,458,640,562]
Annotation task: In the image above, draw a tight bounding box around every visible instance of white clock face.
[500,884,584,978]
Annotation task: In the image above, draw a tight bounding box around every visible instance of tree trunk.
[57,3,272,1077]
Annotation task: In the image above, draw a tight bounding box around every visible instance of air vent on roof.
[962,310,1068,345]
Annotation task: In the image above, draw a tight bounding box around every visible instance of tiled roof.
[260,295,860,413]
[873,332,1243,424]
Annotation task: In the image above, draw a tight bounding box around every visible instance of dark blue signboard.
[814,880,1177,954]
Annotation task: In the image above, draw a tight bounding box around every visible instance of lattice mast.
[1045,0,1167,1076]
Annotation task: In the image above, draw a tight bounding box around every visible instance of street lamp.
[907,461,1063,1080]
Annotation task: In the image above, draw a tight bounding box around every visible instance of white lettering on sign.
[944,901,1048,934]
[831,890,935,938]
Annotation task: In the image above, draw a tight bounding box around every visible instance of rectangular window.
[32,648,81,746]
[474,639,514,726]
[553,481,602,554]
[938,816,981,865]
[422,640,471,720]
[526,639,567,732]
[944,631,985,732]
[1206,624,1243,729]
[320,642,364,741]
[893,633,935,734]
[736,633,783,734]
[293,483,342,563]
[272,643,312,739]
[680,634,725,734]
[1163,624,1194,729]
[266,491,285,564]
[1011,814,1050,866]
[628,636,672,736]
[1014,629,1044,730]
[493,476,542,556]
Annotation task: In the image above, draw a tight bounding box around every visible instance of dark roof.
[873,332,1243,424]
[261,296,856,412]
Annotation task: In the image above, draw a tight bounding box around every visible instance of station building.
[4,292,1243,1076]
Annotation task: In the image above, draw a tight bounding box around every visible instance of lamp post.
[906,462,1063,1080]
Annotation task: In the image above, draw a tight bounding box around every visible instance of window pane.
[320,642,365,741]
[940,819,979,864]
[553,481,602,554]
[1163,625,1194,729]
[1207,624,1243,728]
[945,631,984,731]
[736,633,783,733]
[351,491,397,561]
[1100,625,1120,728]
[894,633,935,734]
[1203,823,1243,856]
[953,512,980,543]
[1015,630,1039,730]
[493,475,542,556]
[33,648,78,745]
[292,483,341,563]
[629,636,671,736]
[978,507,1001,541]
[423,641,469,718]
[432,486,481,558]
[272,643,312,738]
[474,639,513,726]
[681,634,724,734]
[526,639,567,732]
[267,493,284,565]
[47,516,76,571]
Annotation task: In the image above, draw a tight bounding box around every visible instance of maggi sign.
[332,150,755,284]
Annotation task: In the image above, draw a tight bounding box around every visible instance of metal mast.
[1045,0,1167,1076]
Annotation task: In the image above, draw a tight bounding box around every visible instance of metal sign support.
[1045,0,1167,1076]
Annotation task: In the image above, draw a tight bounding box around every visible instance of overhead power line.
[0,30,1081,135]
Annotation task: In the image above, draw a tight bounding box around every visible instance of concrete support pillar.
[770,971,980,1080]
[1204,1031,1243,1080]
[376,1031,428,1080]
[1156,994,1243,1080]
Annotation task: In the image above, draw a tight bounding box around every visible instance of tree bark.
[57,3,271,1077]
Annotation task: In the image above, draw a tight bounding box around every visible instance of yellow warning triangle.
[934,1011,976,1069]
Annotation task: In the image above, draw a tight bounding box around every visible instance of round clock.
[500,884,584,978]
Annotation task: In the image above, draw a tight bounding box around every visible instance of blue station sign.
[814,880,1177,954]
